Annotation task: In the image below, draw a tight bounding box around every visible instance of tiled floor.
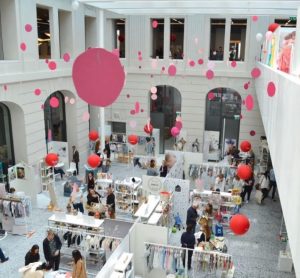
[0,162,296,278]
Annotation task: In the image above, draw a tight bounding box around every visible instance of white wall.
[255,63,300,277]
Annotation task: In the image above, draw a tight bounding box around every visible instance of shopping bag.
[255,190,263,204]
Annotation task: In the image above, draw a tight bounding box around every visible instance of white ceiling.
[79,0,300,15]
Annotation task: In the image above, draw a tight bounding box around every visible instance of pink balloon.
[231,61,237,68]
[72,48,125,107]
[129,120,137,128]
[251,67,261,78]
[266,31,273,41]
[267,81,276,97]
[252,16,258,22]
[82,111,90,121]
[130,110,135,115]
[208,91,215,100]
[244,83,249,90]
[168,64,177,76]
[198,58,204,65]
[69,98,76,104]
[150,86,157,94]
[63,53,70,62]
[245,95,254,111]
[250,130,256,136]
[25,24,32,32]
[152,20,158,28]
[189,60,195,67]
[171,127,180,137]
[151,94,158,100]
[138,51,142,56]
[50,97,59,108]
[112,49,120,57]
[206,69,214,80]
[175,121,183,130]
[48,61,57,71]
[34,88,41,96]
[20,42,26,51]
[138,56,143,61]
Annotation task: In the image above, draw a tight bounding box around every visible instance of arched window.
[0,103,14,173]
[150,85,182,153]
[205,88,242,157]
[44,91,67,142]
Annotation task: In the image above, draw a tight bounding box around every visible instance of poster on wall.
[47,141,69,166]
[224,138,237,156]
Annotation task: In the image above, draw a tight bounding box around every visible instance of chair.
[66,162,77,176]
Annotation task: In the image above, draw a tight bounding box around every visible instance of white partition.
[255,63,300,277]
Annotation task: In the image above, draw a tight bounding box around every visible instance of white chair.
[66,162,77,176]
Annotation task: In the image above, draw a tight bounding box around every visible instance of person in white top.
[232,175,244,191]
[259,172,269,203]
[214,174,226,192]
[70,184,84,213]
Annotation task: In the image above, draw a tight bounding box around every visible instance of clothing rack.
[144,241,233,278]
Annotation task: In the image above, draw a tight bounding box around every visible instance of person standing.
[269,168,277,201]
[87,172,95,190]
[259,172,270,203]
[146,159,159,176]
[70,185,84,213]
[72,250,87,278]
[181,224,196,270]
[72,145,79,175]
[105,140,111,159]
[43,230,62,270]
[159,160,168,177]
[106,187,115,214]
[25,245,40,266]
[241,175,255,203]
[186,201,199,234]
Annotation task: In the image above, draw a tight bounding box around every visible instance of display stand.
[110,252,134,278]
[96,172,113,197]
[0,194,31,235]
[40,160,54,192]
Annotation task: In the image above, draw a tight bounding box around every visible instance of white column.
[99,9,106,149]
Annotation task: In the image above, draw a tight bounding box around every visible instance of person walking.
[25,245,40,266]
[186,200,199,234]
[269,168,277,201]
[72,145,79,175]
[43,230,62,270]
[241,175,255,203]
[70,184,84,213]
[259,172,270,203]
[181,224,196,270]
[71,250,87,278]
[106,187,116,218]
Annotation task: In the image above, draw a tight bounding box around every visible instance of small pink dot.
[25,24,32,32]
[126,94,130,98]
[34,88,41,96]
[141,109,144,113]
[20,42,27,51]
[208,92,215,100]
[45,59,49,64]
[50,96,59,108]
[41,104,44,110]
[244,83,249,90]
[63,53,70,62]
[4,85,7,91]
[250,130,256,136]
[152,20,158,28]
[267,81,276,97]
[162,66,165,72]
[198,59,204,65]
[138,56,143,61]
[138,51,142,56]
[231,61,237,68]
[189,60,195,67]
[130,110,135,115]
[206,69,214,80]
[251,67,261,78]
[252,16,259,22]
[48,61,57,71]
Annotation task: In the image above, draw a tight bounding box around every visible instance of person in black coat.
[186,201,199,234]
[106,187,115,212]
[43,230,62,271]
[25,244,40,266]
[181,224,196,270]
[72,145,80,175]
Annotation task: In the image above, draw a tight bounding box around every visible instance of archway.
[150,85,182,153]
[204,88,242,160]
[0,101,26,177]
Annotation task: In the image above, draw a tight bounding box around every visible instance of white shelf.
[148,212,162,225]
[48,214,103,228]
[134,195,160,219]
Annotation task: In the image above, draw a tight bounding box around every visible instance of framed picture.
[16,166,25,180]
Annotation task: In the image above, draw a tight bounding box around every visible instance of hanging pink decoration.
[168,64,177,76]
[130,110,135,115]
[63,53,70,62]
[175,121,183,130]
[231,61,237,68]
[162,66,166,72]
[48,61,57,71]
[34,89,41,96]
[198,58,204,65]
[138,56,143,61]
[252,16,258,22]
[250,130,256,136]
[47,128,52,141]
[189,60,195,67]
[251,67,261,78]
[152,20,158,28]
[3,85,7,91]
[151,94,157,100]
[25,24,32,32]
[20,42,27,51]
[72,48,125,107]
[267,81,276,97]
[245,95,254,111]
[208,92,215,100]
[206,70,214,80]
[126,94,130,98]
[49,97,59,108]
[244,83,249,90]
[150,86,157,94]
[171,127,180,137]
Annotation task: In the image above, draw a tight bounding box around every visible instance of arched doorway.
[150,85,182,153]
[204,88,242,159]
[0,103,15,175]
[44,91,67,142]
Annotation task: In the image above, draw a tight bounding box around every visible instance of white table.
[49,214,103,229]
[134,195,160,219]
[148,212,162,225]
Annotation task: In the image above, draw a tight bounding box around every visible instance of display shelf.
[40,160,54,192]
[134,195,160,219]
[110,252,134,278]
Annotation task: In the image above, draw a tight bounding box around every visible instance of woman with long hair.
[25,244,40,266]
[72,250,87,278]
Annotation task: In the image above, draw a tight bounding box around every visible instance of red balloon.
[268,23,280,32]
[87,154,101,168]
[230,214,250,235]
[240,140,252,152]
[128,134,138,145]
[89,130,99,141]
[237,164,253,180]
[144,124,153,134]
[45,153,59,167]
